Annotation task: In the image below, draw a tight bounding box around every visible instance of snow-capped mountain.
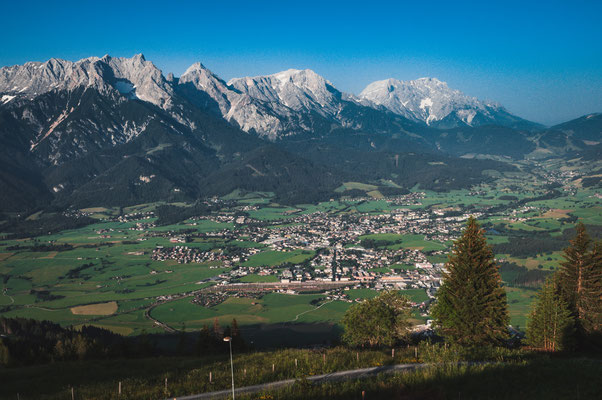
[0,54,540,142]
[0,54,174,110]
[178,66,347,139]
[178,63,292,139]
[359,77,538,129]
[227,69,341,117]
[0,54,185,166]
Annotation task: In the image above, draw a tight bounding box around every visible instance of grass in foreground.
[2,345,599,400]
[0,347,416,400]
[242,357,602,400]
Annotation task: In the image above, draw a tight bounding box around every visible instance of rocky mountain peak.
[179,62,235,114]
[0,54,173,109]
[359,77,505,127]
[228,68,339,115]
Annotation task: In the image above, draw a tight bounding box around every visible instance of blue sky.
[2,0,601,125]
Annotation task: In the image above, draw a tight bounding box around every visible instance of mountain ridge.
[0,54,598,212]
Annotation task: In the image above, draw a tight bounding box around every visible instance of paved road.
[145,303,177,333]
[169,363,431,400]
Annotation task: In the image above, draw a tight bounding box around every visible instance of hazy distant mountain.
[549,113,601,142]
[359,77,542,130]
[536,113,602,153]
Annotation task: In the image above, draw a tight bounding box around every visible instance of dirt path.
[2,287,15,304]
[290,299,334,322]
[170,363,435,400]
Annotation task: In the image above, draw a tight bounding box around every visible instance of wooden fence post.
[209,371,212,383]
[272,363,275,373]
[118,381,122,396]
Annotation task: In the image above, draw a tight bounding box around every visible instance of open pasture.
[506,287,538,330]
[359,233,448,251]
[150,293,336,330]
[70,301,118,315]
[243,250,315,267]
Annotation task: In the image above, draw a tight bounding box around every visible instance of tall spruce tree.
[432,217,509,346]
[580,242,602,339]
[557,223,591,323]
[527,278,575,351]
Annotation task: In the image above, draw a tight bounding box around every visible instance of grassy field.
[150,293,337,330]
[0,217,230,334]
[243,250,315,267]
[335,182,378,193]
[70,301,118,315]
[390,264,417,271]
[506,287,538,330]
[359,233,448,251]
[237,274,279,283]
[247,207,298,221]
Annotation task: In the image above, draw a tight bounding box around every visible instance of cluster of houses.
[151,246,254,266]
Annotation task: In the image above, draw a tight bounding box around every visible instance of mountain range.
[0,54,599,212]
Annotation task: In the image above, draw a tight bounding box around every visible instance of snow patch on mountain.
[1,94,15,104]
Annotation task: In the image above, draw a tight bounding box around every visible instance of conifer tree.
[231,318,240,339]
[580,242,602,338]
[527,278,574,351]
[432,217,509,346]
[557,222,591,322]
[213,317,221,339]
[0,339,10,366]
[196,325,213,355]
